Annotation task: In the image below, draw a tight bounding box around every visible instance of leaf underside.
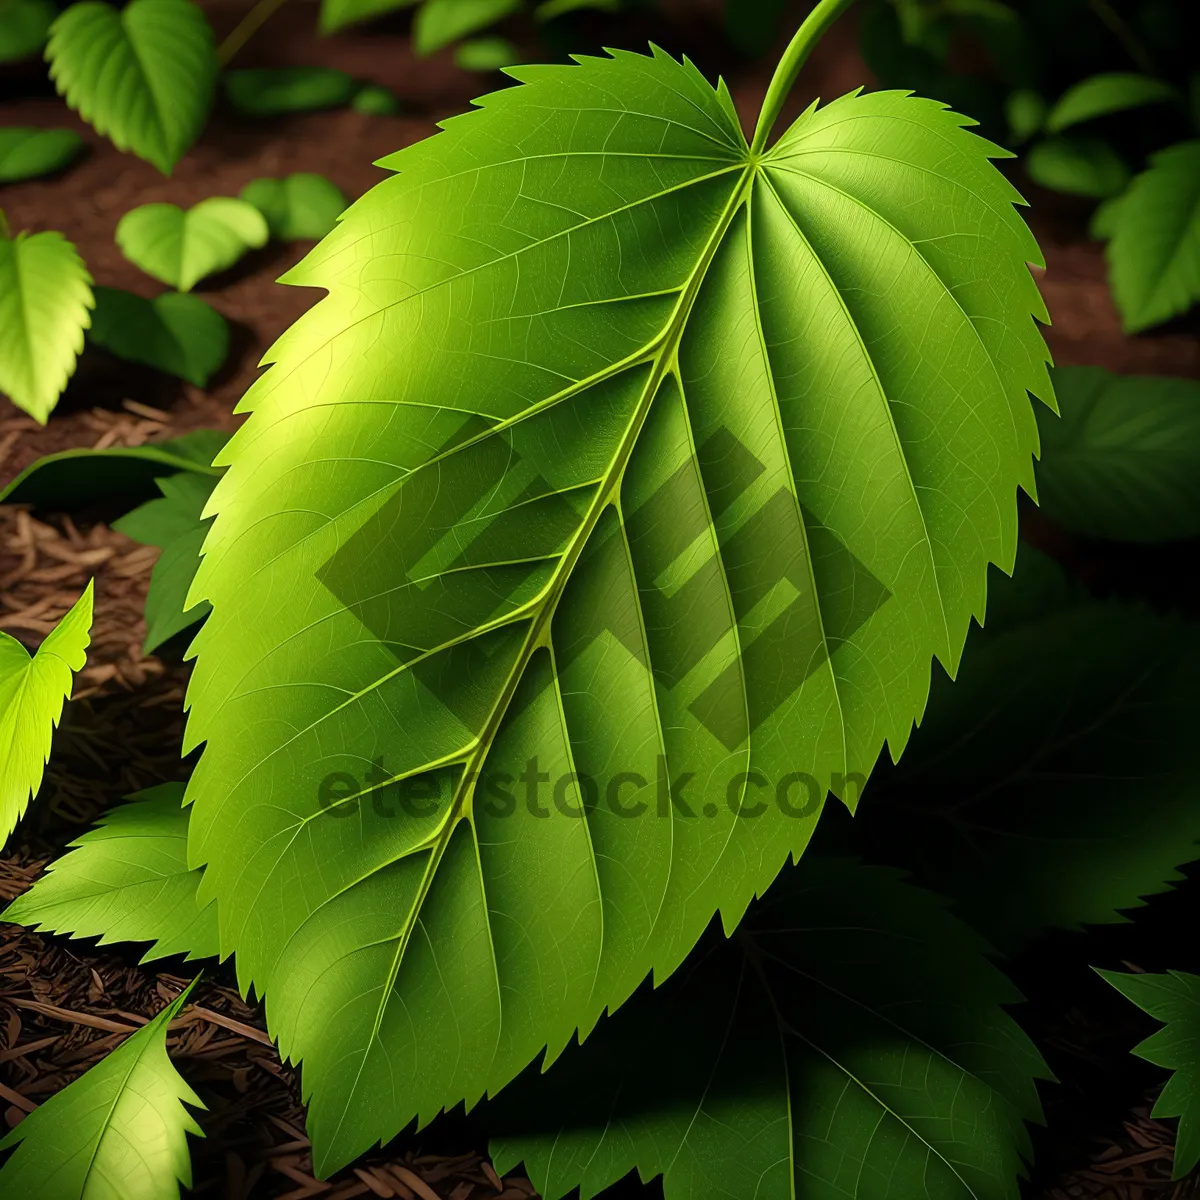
[183,50,1051,1174]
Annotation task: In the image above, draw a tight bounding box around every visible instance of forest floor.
[1,2,1199,1197]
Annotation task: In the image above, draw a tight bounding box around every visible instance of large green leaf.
[0,213,93,423]
[1102,970,1200,1179]
[1036,365,1200,543]
[0,582,93,849]
[89,287,229,387]
[2,784,218,963]
[116,198,269,291]
[0,0,55,62]
[413,0,522,55]
[491,857,1047,1200]
[1044,72,1178,133]
[0,979,203,1199]
[0,127,85,183]
[0,429,227,508]
[1106,140,1200,333]
[46,0,216,176]
[183,51,1051,1173]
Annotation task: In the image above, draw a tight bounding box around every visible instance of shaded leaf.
[454,36,519,71]
[0,214,92,423]
[491,857,1047,1200]
[240,172,347,240]
[0,127,85,183]
[0,979,203,1198]
[116,198,268,291]
[414,0,521,55]
[351,84,402,115]
[46,0,216,175]
[1045,72,1178,132]
[319,0,417,34]
[0,0,55,62]
[89,286,229,387]
[1005,88,1046,143]
[2,783,219,963]
[1026,135,1130,197]
[223,66,358,116]
[0,582,93,849]
[535,0,619,19]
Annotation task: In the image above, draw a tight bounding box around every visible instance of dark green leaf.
[240,173,347,240]
[223,67,359,116]
[0,128,86,183]
[0,0,55,62]
[454,36,519,71]
[351,84,402,115]
[1045,72,1177,133]
[1005,89,1046,143]
[414,0,521,56]
[319,0,417,34]
[1026,135,1130,197]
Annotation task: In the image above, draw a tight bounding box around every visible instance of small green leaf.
[1026,135,1130,197]
[240,173,347,241]
[223,66,359,116]
[1102,969,1200,1178]
[0,127,85,182]
[0,217,93,423]
[1005,88,1046,143]
[414,0,522,56]
[491,857,1047,1200]
[0,582,93,849]
[319,0,417,33]
[0,0,55,63]
[0,429,228,508]
[1045,72,1177,133]
[114,473,216,652]
[116,198,269,291]
[2,783,219,963]
[535,0,619,19]
[1106,140,1200,333]
[0,978,204,1199]
[46,0,216,175]
[351,84,402,115]
[1036,365,1200,542]
[89,286,229,387]
[454,36,519,71]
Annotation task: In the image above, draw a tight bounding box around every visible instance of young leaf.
[0,215,93,423]
[1106,140,1200,333]
[184,46,1051,1173]
[853,600,1200,951]
[491,857,1047,1200]
[0,979,204,1198]
[114,473,216,652]
[0,0,55,62]
[1026,134,1130,197]
[1101,970,1200,1178]
[1005,88,1047,142]
[240,173,347,241]
[2,783,219,963]
[89,286,229,387]
[0,127,85,183]
[413,0,521,56]
[351,84,402,115]
[455,36,519,71]
[1044,72,1178,133]
[223,66,359,116]
[1036,366,1200,542]
[116,198,269,291]
[319,0,417,35]
[0,429,227,508]
[0,582,93,849]
[46,0,216,176]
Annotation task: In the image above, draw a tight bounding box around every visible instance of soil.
[1,2,1199,1197]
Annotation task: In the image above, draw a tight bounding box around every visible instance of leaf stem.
[750,0,859,156]
[217,0,293,67]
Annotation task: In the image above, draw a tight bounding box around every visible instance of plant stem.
[218,0,294,67]
[750,0,859,156]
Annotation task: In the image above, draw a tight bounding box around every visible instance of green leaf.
[114,473,216,652]
[1026,135,1130,197]
[1102,970,1200,1178]
[116,198,269,291]
[2,784,219,963]
[1044,72,1178,133]
[182,56,1051,1174]
[0,978,204,1199]
[1089,189,1125,240]
[89,286,229,387]
[856,599,1200,951]
[1105,140,1200,333]
[535,0,619,19]
[319,0,417,34]
[240,173,347,241]
[0,0,55,63]
[46,0,216,176]
[0,582,93,849]
[1036,365,1200,542]
[1005,88,1047,143]
[414,0,522,56]
[0,429,228,508]
[351,84,402,115]
[223,66,359,116]
[0,217,93,423]
[491,857,1047,1200]
[454,36,519,71]
[0,127,86,183]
